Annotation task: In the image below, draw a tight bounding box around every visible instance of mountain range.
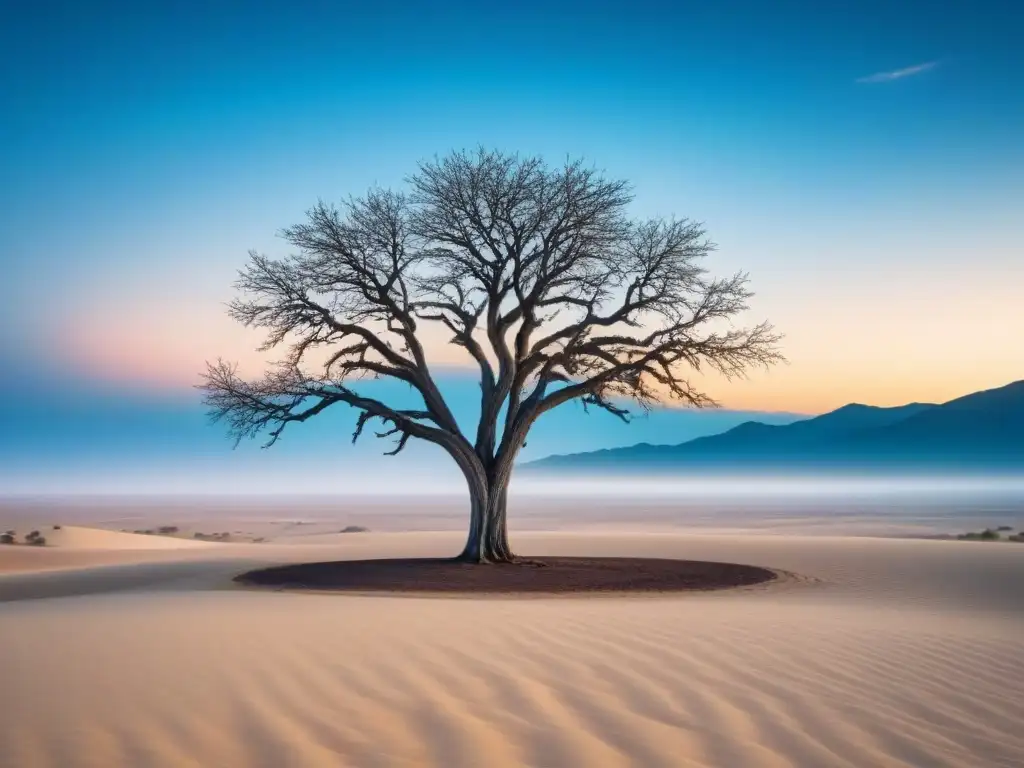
[524,380,1024,474]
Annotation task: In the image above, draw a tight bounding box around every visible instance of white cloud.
[856,61,939,84]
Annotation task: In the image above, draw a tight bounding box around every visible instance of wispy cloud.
[856,61,939,84]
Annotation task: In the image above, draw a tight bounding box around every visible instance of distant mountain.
[524,380,1024,473]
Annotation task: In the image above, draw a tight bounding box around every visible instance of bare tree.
[201,149,781,563]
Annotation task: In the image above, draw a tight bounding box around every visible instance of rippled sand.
[1,527,1022,767]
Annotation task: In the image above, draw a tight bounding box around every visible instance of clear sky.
[1,0,1022,491]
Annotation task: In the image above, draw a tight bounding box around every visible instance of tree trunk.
[458,475,514,563]
[459,485,486,563]
[484,485,512,561]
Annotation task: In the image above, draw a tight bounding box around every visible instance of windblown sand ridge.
[43,525,217,550]
[0,526,220,575]
[1,527,1022,767]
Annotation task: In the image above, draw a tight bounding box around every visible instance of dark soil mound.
[235,557,776,596]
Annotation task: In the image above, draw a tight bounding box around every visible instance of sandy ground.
[1,516,1023,767]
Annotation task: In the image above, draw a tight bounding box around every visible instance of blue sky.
[1,0,1021,492]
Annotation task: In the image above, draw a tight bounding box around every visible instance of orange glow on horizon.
[61,283,1023,415]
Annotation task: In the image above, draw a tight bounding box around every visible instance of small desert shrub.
[157,525,179,535]
[24,530,47,546]
[996,525,1013,532]
[52,524,62,530]
[340,525,370,534]
[0,533,15,545]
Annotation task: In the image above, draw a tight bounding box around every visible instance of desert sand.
[1,510,1023,767]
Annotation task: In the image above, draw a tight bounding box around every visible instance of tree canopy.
[202,149,782,561]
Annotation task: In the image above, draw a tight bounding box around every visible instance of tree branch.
[203,149,782,490]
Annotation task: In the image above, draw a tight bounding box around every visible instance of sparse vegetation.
[25,530,46,546]
[193,531,232,541]
[958,528,1000,541]
[1,531,15,545]
[955,527,1024,542]
[340,526,370,534]
[128,526,183,537]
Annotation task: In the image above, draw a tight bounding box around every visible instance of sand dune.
[1,530,1022,767]
[0,526,218,575]
[44,525,217,550]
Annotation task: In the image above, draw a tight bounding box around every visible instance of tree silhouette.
[202,149,781,562]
